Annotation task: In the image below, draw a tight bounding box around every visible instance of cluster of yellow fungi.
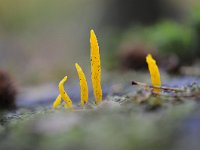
[53,30,102,109]
[53,29,161,109]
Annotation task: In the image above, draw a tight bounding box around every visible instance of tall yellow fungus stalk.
[75,63,89,106]
[146,54,161,92]
[90,30,102,104]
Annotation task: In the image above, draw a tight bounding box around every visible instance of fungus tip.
[90,29,94,35]
[146,53,161,92]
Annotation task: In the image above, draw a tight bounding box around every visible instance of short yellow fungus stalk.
[58,76,73,109]
[146,54,161,92]
[53,95,62,109]
[75,63,89,106]
[90,29,102,105]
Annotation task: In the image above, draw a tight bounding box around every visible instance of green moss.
[122,21,194,62]
[147,21,194,61]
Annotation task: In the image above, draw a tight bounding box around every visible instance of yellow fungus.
[64,103,72,109]
[90,29,102,104]
[146,54,161,92]
[75,63,89,106]
[58,76,73,108]
[53,95,62,109]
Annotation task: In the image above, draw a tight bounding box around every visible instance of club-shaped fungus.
[146,54,161,92]
[90,30,102,105]
[53,76,73,109]
[75,63,89,106]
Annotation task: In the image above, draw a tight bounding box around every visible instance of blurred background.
[0,0,200,86]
